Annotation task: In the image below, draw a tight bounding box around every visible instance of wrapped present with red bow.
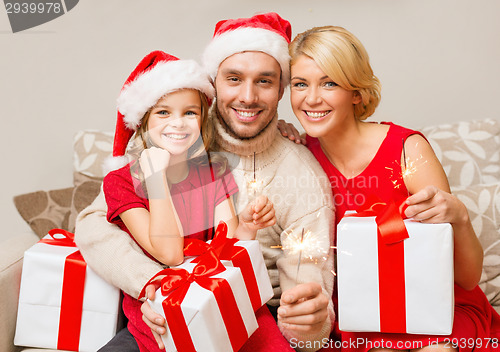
[140,248,258,352]
[14,229,121,352]
[184,221,273,312]
[336,197,454,335]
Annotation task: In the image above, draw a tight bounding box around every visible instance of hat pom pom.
[102,155,131,175]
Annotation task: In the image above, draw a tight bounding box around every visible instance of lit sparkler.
[247,152,263,199]
[271,212,336,279]
[271,228,330,283]
[296,229,305,282]
[385,139,427,192]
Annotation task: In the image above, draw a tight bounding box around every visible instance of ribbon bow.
[184,221,263,311]
[141,250,248,352]
[39,228,77,247]
[183,221,237,261]
[349,194,409,244]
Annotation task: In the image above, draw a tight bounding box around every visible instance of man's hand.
[277,282,329,335]
[140,284,166,350]
[277,119,307,145]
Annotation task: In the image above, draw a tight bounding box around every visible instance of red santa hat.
[105,50,215,173]
[202,12,292,85]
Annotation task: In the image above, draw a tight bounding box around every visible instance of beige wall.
[1,0,499,242]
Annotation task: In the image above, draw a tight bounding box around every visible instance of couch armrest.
[0,232,38,352]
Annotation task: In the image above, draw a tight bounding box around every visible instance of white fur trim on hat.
[202,27,291,85]
[102,155,131,175]
[116,60,215,131]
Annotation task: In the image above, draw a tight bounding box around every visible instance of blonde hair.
[129,89,227,180]
[289,26,381,120]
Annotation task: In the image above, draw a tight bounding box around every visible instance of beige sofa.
[2,119,500,352]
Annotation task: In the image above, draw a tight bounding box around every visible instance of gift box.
[145,252,258,352]
[184,222,274,311]
[14,229,120,352]
[337,210,454,335]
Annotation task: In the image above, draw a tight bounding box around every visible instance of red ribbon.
[40,228,77,247]
[39,229,86,350]
[184,222,237,259]
[347,196,409,333]
[184,222,262,311]
[142,250,249,352]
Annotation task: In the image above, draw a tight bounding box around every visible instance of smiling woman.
[290,55,362,139]
[287,25,500,352]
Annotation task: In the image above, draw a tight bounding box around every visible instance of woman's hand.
[237,195,277,240]
[404,185,468,225]
[139,147,171,179]
[277,119,307,145]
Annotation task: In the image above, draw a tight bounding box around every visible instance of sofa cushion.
[13,188,73,239]
[0,232,39,352]
[67,172,102,232]
[452,182,500,310]
[420,119,500,188]
[66,130,114,230]
[73,130,114,179]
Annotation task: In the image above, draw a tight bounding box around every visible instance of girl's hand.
[277,119,307,145]
[237,195,277,240]
[139,147,171,179]
[404,185,468,226]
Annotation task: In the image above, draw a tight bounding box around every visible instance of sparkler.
[253,152,256,181]
[385,139,427,192]
[296,229,305,282]
[247,152,263,199]
[272,227,330,283]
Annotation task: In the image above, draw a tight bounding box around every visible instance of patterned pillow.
[452,182,500,311]
[69,130,114,230]
[73,130,114,179]
[13,187,73,238]
[420,119,500,188]
[67,172,102,232]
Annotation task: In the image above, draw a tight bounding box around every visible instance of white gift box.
[337,216,454,335]
[15,233,121,352]
[187,239,273,311]
[149,261,258,352]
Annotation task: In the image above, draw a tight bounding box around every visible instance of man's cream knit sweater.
[75,114,335,351]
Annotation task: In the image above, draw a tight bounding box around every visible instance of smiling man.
[213,51,282,139]
[76,13,335,352]
[141,13,336,351]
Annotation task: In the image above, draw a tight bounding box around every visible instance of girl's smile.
[147,89,202,160]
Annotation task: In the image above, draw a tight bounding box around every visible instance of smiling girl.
[101,51,278,352]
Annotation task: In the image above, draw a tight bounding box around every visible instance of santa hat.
[202,12,292,85]
[105,50,215,173]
